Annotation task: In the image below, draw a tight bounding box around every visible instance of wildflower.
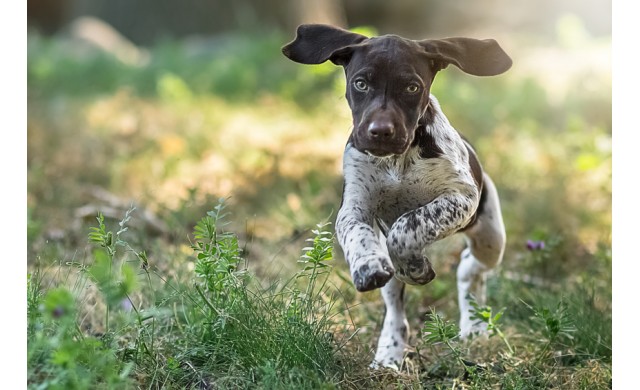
[52,306,65,318]
[121,298,133,312]
[526,239,545,251]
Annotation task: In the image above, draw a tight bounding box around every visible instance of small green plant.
[295,221,334,316]
[420,308,515,388]
[28,283,134,389]
[192,200,246,297]
[469,299,514,354]
[87,209,140,333]
[421,310,475,378]
[524,299,576,362]
[159,203,348,388]
[29,281,128,386]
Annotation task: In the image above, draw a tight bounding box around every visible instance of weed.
[296,221,335,318]
[27,209,145,389]
[192,200,246,301]
[469,299,514,355]
[135,201,351,388]
[27,201,612,389]
[524,298,577,363]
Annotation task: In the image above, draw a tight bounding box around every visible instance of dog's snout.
[368,121,395,139]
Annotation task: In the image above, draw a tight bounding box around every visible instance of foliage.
[28,32,344,108]
[192,200,246,295]
[129,202,352,388]
[418,294,610,389]
[469,299,514,355]
[27,204,611,388]
[27,211,143,389]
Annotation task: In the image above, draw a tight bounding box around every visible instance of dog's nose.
[368,121,395,139]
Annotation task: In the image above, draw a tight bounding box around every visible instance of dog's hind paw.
[459,320,488,340]
[369,359,400,371]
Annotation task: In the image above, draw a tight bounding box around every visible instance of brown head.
[282,24,512,157]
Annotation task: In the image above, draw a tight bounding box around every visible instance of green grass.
[27,202,371,389]
[27,203,611,389]
[27,29,611,388]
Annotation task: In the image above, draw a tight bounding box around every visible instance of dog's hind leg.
[457,173,506,338]
[373,277,408,369]
[372,229,409,369]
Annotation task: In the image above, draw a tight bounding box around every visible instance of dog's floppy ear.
[282,24,368,66]
[419,37,512,76]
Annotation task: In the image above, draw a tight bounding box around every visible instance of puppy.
[283,24,510,368]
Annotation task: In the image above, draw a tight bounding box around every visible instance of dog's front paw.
[394,255,436,285]
[351,255,394,292]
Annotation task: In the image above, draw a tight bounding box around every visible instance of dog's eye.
[353,79,368,92]
[406,84,420,94]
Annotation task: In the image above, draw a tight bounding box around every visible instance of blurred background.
[27,0,611,342]
[28,0,611,43]
[26,0,612,386]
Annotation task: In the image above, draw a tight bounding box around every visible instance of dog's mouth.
[357,142,410,158]
[364,149,401,158]
[364,149,394,158]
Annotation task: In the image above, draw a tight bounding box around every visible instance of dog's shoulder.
[419,96,471,162]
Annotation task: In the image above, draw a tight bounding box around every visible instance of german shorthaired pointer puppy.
[282,24,511,369]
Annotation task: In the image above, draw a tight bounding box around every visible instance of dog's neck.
[408,97,443,159]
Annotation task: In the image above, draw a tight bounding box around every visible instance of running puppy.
[282,24,510,368]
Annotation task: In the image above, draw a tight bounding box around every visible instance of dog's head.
[282,24,512,157]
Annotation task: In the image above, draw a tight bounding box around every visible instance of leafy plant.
[27,283,134,389]
[192,199,246,297]
[469,299,514,354]
[295,221,335,317]
[87,209,140,332]
[524,299,576,362]
[26,207,157,389]
[421,310,475,379]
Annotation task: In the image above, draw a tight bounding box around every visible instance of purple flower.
[526,240,545,251]
[52,306,65,318]
[121,298,133,312]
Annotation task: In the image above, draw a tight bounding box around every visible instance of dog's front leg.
[386,191,478,285]
[336,149,395,292]
[336,201,394,292]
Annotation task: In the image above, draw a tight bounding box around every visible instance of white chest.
[344,147,465,224]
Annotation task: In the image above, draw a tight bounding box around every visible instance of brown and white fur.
[282,24,510,369]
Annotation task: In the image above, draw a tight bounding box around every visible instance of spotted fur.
[336,97,479,287]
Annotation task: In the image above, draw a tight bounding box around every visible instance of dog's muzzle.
[353,127,411,157]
